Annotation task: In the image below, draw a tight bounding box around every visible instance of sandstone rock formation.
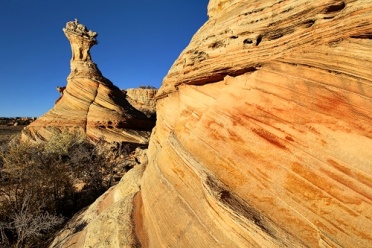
[52,1,372,247]
[149,0,372,246]
[124,88,157,118]
[50,148,148,248]
[23,20,154,143]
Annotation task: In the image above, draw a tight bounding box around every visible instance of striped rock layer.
[142,0,372,247]
[23,20,154,144]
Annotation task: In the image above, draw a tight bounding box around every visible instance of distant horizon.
[0,1,209,117]
[0,116,37,119]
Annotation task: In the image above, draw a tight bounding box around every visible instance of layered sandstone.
[144,0,372,247]
[50,148,148,248]
[23,20,154,143]
[124,88,157,118]
[52,1,371,247]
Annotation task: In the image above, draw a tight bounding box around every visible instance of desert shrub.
[0,129,121,247]
[0,194,64,248]
[0,138,73,247]
[44,128,85,155]
[138,85,157,89]
[1,138,75,211]
[67,140,108,201]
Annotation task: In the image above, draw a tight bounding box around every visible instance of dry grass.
[0,125,25,146]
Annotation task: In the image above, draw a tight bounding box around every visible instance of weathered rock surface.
[23,20,154,143]
[143,0,372,247]
[52,1,372,247]
[50,148,148,248]
[124,88,157,118]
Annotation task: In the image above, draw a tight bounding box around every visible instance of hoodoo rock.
[52,1,371,247]
[23,20,154,143]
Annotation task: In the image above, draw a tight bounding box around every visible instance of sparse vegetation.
[0,126,25,147]
[0,117,35,127]
[0,194,64,248]
[138,85,157,89]
[0,128,134,247]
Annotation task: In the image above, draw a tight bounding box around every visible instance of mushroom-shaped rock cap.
[63,19,98,40]
[63,19,99,64]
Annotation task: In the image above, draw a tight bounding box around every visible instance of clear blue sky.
[0,0,209,117]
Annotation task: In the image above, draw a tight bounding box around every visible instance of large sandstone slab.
[142,0,372,247]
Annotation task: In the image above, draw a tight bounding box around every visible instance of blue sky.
[0,0,209,117]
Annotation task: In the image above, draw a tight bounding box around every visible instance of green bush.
[44,128,85,155]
